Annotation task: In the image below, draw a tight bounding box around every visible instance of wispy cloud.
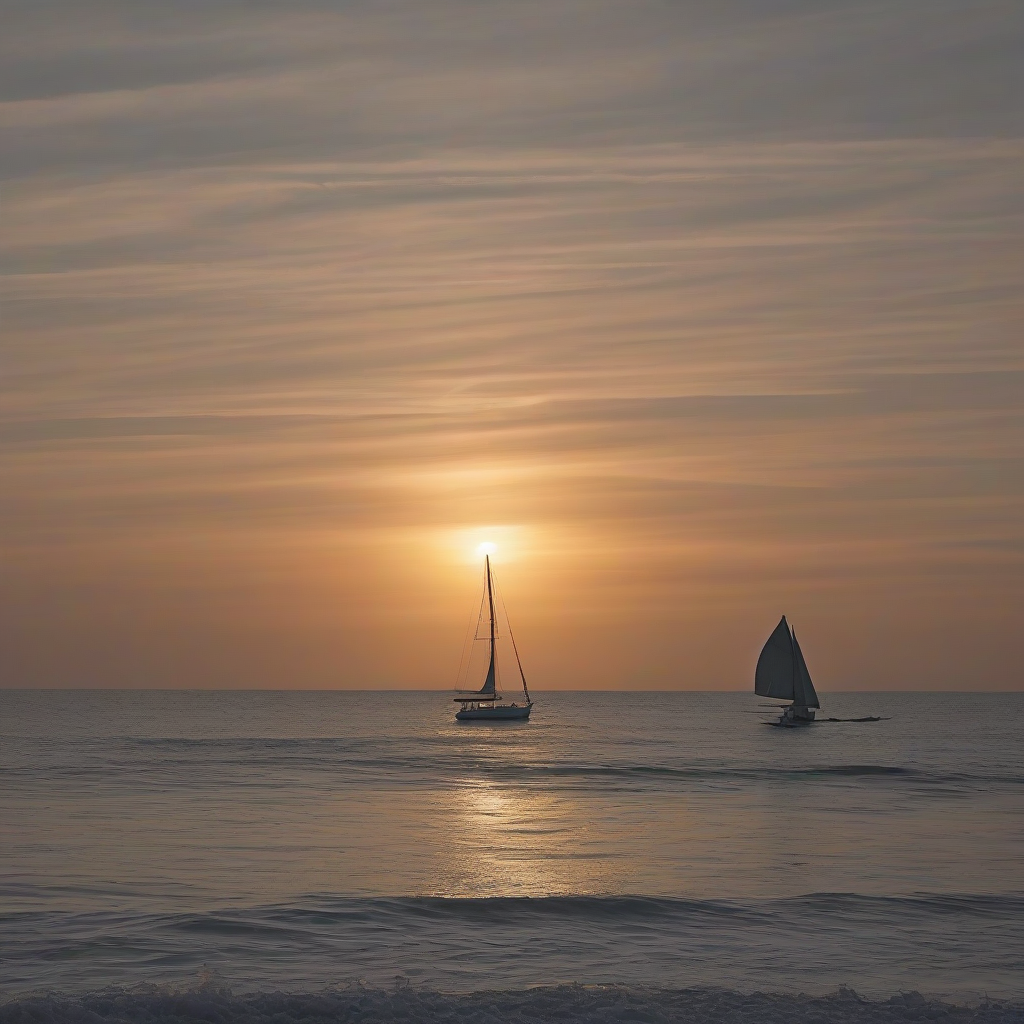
[1,0,1021,689]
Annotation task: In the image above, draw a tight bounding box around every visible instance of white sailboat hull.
[455,703,532,721]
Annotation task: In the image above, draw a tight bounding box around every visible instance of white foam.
[2,985,1020,1024]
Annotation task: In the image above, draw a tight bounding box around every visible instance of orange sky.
[2,0,1022,690]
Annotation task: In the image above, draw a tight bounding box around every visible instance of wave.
[5,889,1023,926]
[4,893,1022,1003]
[292,892,1024,931]
[2,984,1021,1022]
[4,746,1021,790]
[282,891,1024,920]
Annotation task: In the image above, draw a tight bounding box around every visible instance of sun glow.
[439,526,530,565]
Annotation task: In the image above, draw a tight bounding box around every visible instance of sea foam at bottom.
[2,985,1021,1024]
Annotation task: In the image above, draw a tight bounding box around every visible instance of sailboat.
[755,615,821,726]
[453,554,533,721]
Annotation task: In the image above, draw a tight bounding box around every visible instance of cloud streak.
[1,0,1022,690]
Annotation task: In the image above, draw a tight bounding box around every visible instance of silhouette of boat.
[755,615,821,726]
[453,554,532,721]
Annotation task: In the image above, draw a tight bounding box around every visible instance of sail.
[477,646,497,696]
[791,631,820,708]
[755,615,795,700]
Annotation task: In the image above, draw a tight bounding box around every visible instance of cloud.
[2,0,1021,176]
[1,0,1022,688]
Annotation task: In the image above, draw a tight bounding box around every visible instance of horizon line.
[2,687,1021,694]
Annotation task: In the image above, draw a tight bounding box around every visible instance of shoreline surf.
[3,984,1022,1023]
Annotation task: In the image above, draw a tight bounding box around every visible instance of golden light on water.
[438,780,615,896]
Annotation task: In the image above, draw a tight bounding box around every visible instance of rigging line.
[490,569,530,704]
[508,623,530,704]
[455,586,487,690]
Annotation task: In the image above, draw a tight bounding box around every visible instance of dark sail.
[754,615,795,700]
[478,645,497,696]
[791,631,820,708]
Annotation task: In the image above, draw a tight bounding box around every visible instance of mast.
[486,555,496,650]
[485,554,496,688]
[790,624,798,707]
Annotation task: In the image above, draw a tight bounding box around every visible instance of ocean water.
[1,690,1022,1007]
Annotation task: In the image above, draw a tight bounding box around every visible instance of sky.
[1,0,1022,691]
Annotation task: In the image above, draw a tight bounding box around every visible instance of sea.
[1,690,1022,1020]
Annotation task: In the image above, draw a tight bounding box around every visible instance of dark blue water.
[1,690,1022,1001]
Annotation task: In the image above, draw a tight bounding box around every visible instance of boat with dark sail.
[453,553,533,721]
[755,615,821,726]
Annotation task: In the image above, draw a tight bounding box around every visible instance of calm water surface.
[1,691,1021,999]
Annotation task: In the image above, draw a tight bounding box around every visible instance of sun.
[441,526,525,565]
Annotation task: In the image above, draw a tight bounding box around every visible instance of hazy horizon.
[3,0,1022,692]
[5,686,1023,695]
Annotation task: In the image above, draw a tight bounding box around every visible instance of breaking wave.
[2,985,1021,1023]
[4,892,1023,1002]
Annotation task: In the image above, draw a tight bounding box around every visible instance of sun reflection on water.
[433,779,629,897]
